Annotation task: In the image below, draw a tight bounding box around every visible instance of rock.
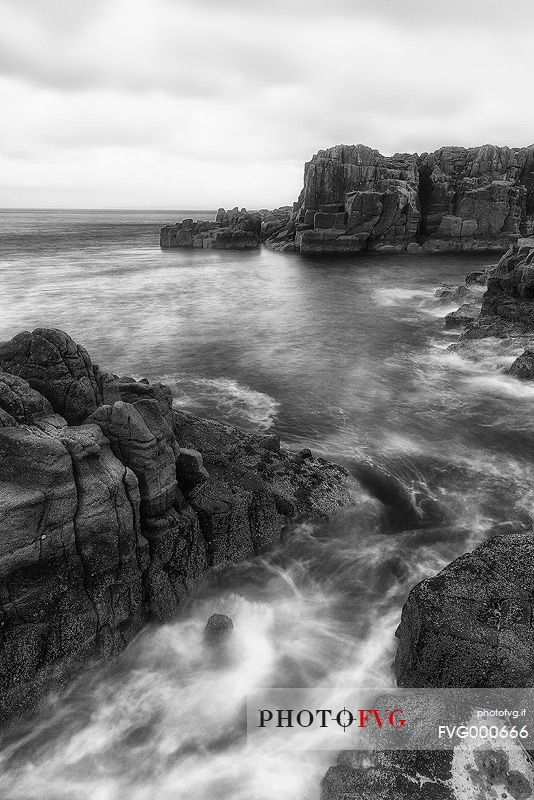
[0,329,354,722]
[160,209,261,250]
[507,348,534,379]
[0,417,145,722]
[176,447,210,493]
[444,303,480,327]
[0,328,119,424]
[204,613,233,644]
[395,534,534,688]
[465,268,492,286]
[350,461,420,524]
[263,142,534,254]
[322,752,453,800]
[454,243,534,342]
[434,284,473,304]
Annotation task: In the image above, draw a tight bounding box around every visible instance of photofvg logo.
[246,689,534,751]
[258,706,406,731]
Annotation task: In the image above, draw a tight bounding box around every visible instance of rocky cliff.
[267,143,534,254]
[160,207,262,249]
[160,144,534,254]
[0,328,353,722]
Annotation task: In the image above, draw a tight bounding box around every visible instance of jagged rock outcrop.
[0,328,353,722]
[260,142,534,254]
[0,328,120,424]
[290,145,421,254]
[416,144,534,251]
[507,348,534,379]
[444,302,480,328]
[160,208,261,250]
[158,143,534,254]
[395,534,534,688]
[451,239,534,342]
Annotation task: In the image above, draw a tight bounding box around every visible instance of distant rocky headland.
[161,143,534,254]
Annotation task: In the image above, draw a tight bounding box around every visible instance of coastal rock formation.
[0,328,352,721]
[261,142,534,254]
[507,348,534,379]
[158,143,534,254]
[416,145,534,251]
[294,145,421,254]
[444,302,480,328]
[160,208,261,250]
[395,534,534,687]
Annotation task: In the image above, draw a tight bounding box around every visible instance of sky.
[1,0,533,209]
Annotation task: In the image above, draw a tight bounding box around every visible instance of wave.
[156,373,280,433]
[373,287,436,308]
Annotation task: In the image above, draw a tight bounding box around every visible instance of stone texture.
[0,328,120,424]
[395,534,534,688]
[444,302,480,328]
[455,242,534,342]
[507,348,534,379]
[204,613,233,644]
[160,208,261,250]
[261,142,534,254]
[0,329,354,722]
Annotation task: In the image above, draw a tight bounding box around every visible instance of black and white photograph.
[1,1,534,798]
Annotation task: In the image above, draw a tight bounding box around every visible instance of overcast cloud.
[1,0,533,208]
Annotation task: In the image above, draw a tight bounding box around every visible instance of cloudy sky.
[1,0,533,208]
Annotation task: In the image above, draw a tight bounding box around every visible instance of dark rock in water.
[0,328,353,722]
[204,613,234,644]
[434,284,472,304]
[395,533,534,687]
[507,348,534,379]
[465,267,494,286]
[322,752,454,800]
[160,208,261,250]
[349,461,420,525]
[444,302,480,328]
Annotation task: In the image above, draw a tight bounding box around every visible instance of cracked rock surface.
[0,328,352,722]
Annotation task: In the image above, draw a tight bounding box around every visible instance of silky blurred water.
[1,210,533,799]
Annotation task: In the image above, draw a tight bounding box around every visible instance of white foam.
[373,287,436,307]
[158,373,280,432]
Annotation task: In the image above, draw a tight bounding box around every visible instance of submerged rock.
[0,328,354,722]
[434,284,473,304]
[204,613,234,644]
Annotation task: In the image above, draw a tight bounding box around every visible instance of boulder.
[434,284,473,304]
[204,613,234,644]
[395,534,534,687]
[507,348,534,379]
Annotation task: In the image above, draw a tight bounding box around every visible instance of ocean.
[1,209,533,799]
